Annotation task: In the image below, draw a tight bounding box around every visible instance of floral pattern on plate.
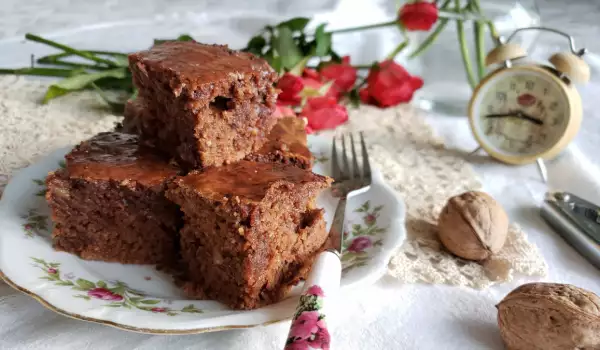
[0,134,406,334]
[31,258,203,316]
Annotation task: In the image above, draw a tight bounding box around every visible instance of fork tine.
[349,133,360,180]
[359,131,371,182]
[330,135,342,180]
[341,134,351,179]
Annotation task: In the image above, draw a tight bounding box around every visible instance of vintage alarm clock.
[468,27,590,166]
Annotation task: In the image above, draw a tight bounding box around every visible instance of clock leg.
[469,146,483,156]
[536,158,548,183]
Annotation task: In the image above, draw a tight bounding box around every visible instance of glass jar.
[406,0,541,116]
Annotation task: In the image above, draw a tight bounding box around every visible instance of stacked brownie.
[46,41,331,310]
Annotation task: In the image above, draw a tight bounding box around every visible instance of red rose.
[87,287,123,301]
[399,1,439,31]
[347,236,373,253]
[151,307,167,313]
[320,56,358,95]
[300,96,348,132]
[359,60,423,107]
[277,73,304,105]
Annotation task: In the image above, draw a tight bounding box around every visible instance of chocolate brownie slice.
[245,117,313,169]
[46,132,181,265]
[166,161,332,310]
[128,41,279,169]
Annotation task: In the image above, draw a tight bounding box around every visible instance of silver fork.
[283,132,372,350]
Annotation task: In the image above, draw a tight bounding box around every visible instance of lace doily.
[338,105,548,289]
[0,76,547,289]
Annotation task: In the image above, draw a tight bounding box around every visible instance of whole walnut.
[437,191,508,260]
[497,282,600,350]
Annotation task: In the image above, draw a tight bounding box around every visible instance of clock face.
[472,68,570,157]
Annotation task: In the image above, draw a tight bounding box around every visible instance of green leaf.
[74,295,91,300]
[48,263,60,267]
[105,304,122,308]
[55,281,74,286]
[75,278,96,290]
[314,24,331,57]
[71,287,87,291]
[90,83,127,114]
[289,56,310,76]
[30,257,46,265]
[96,280,107,288]
[43,68,127,104]
[182,304,203,313]
[245,35,267,55]
[277,17,310,32]
[177,34,194,41]
[167,312,178,316]
[129,296,143,303]
[272,27,302,70]
[58,160,66,168]
[32,179,45,186]
[39,276,54,281]
[35,189,47,197]
[139,299,161,305]
[373,205,384,213]
[153,34,194,45]
[270,56,282,74]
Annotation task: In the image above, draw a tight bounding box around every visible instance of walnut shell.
[497,283,600,350]
[437,191,508,260]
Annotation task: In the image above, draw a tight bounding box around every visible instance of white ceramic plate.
[0,134,406,334]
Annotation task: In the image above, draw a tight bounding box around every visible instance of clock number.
[543,88,549,95]
[509,82,517,91]
[549,101,558,111]
[525,81,535,90]
[496,92,507,103]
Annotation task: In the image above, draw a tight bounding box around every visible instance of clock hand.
[516,111,544,125]
[485,113,515,119]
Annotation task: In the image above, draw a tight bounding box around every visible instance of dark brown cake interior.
[128,41,279,169]
[166,160,332,309]
[46,132,181,265]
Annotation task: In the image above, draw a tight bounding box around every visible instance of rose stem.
[408,0,453,59]
[454,0,477,88]
[471,0,487,80]
[326,20,397,35]
[0,67,76,77]
[386,40,409,60]
[25,33,119,68]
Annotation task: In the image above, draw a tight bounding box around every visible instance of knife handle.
[283,250,341,350]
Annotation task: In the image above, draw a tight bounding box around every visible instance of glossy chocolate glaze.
[176,160,330,202]
[254,117,311,160]
[66,132,180,186]
[128,41,274,95]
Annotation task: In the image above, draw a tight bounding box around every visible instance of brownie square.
[245,117,313,169]
[46,132,181,265]
[166,160,332,310]
[128,41,279,169]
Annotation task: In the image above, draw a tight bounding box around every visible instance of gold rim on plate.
[0,269,291,335]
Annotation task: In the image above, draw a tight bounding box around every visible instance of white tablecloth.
[1,1,599,349]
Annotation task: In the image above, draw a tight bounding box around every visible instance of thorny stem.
[386,40,409,60]
[326,20,397,35]
[0,67,76,77]
[25,34,119,67]
[454,0,477,88]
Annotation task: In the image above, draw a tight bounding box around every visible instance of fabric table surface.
[1,0,600,349]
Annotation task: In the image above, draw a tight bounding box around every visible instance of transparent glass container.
[405,0,541,116]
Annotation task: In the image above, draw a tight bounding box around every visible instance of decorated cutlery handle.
[283,249,341,350]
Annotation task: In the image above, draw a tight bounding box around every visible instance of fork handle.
[283,250,341,350]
